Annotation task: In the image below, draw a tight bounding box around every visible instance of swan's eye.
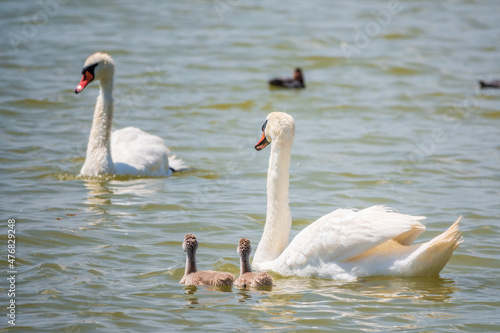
[262,120,268,132]
[81,63,98,75]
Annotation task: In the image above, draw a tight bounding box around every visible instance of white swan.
[75,52,185,177]
[252,112,463,280]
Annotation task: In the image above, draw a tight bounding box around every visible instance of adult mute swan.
[75,52,185,177]
[252,112,463,280]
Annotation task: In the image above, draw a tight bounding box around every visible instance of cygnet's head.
[255,112,295,150]
[75,52,115,93]
[183,233,199,252]
[237,238,252,257]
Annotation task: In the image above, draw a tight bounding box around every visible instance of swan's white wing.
[277,205,425,270]
[111,127,171,176]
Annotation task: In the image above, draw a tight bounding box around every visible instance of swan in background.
[252,112,463,280]
[75,52,185,177]
[180,234,235,286]
[269,68,305,89]
[479,80,500,89]
[235,238,273,288]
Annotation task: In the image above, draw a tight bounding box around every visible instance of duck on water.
[269,68,305,89]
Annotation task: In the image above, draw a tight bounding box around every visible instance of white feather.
[111,127,176,176]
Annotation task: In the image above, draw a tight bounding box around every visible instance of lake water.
[1,0,500,331]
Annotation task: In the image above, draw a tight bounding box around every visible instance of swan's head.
[237,238,252,257]
[255,112,295,150]
[75,52,115,94]
[183,233,198,253]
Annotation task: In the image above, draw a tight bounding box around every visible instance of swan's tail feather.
[414,216,463,276]
[392,221,426,246]
[168,155,188,173]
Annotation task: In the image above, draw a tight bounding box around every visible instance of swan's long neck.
[254,135,293,264]
[81,78,117,176]
[185,248,197,275]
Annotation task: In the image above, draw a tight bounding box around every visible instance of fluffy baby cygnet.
[180,234,235,287]
[234,238,273,288]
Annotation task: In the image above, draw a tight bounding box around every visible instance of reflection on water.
[225,275,460,330]
[267,275,457,305]
[84,179,113,211]
[340,276,457,303]
[158,256,460,330]
[83,177,173,212]
[183,284,234,295]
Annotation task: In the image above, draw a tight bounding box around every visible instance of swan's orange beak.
[255,132,270,151]
[75,70,94,94]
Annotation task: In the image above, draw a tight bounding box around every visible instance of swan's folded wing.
[279,205,425,268]
[111,127,170,175]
